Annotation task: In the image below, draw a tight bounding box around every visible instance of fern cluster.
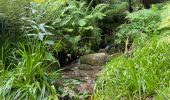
[115,6,161,45]
[27,0,107,62]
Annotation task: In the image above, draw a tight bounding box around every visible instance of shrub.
[0,1,60,99]
[26,0,107,63]
[50,0,107,54]
[115,6,161,45]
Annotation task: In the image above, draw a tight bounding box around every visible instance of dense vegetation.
[94,35,170,99]
[0,0,170,99]
[94,2,170,100]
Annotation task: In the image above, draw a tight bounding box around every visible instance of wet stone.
[80,53,109,66]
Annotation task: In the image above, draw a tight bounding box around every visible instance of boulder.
[80,53,109,66]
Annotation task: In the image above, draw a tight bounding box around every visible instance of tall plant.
[0,39,59,99]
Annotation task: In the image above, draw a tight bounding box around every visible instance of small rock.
[84,77,89,80]
[146,97,153,100]
[62,75,69,79]
[74,71,81,77]
[76,83,93,94]
[87,80,94,84]
[80,53,109,66]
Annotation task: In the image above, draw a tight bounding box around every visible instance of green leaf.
[84,26,94,30]
[45,40,54,45]
[60,17,72,26]
[84,15,93,19]
[62,28,74,32]
[52,18,62,25]
[78,19,86,26]
[94,12,106,19]
[38,33,44,41]
[39,23,46,32]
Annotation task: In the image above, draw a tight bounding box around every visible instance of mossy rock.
[80,53,109,66]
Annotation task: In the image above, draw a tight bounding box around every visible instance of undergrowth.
[93,3,170,100]
[0,39,59,99]
[93,34,170,99]
[1,0,170,99]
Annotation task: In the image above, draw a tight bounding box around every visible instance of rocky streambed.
[59,52,122,99]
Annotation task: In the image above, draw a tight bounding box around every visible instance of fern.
[35,0,107,54]
[115,6,161,44]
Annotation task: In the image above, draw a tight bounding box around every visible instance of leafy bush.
[50,0,107,54]
[115,6,161,45]
[27,0,107,63]
[0,1,61,99]
[93,35,170,99]
[93,4,170,98]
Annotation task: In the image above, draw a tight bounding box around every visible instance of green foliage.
[159,3,170,30]
[0,33,10,68]
[31,0,107,55]
[0,0,30,67]
[0,0,29,34]
[58,79,89,99]
[52,1,106,54]
[0,1,61,99]
[108,1,128,14]
[17,0,107,64]
[21,11,53,44]
[1,0,170,99]
[1,0,106,98]
[115,6,161,44]
[0,40,59,100]
[93,35,170,99]
[94,4,170,99]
